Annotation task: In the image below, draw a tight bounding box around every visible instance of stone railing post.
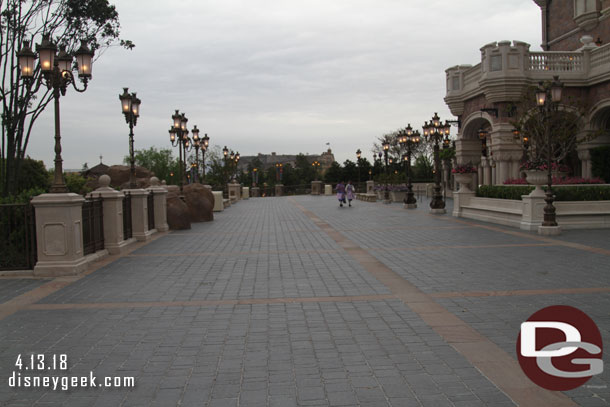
[93,175,133,255]
[228,182,240,202]
[242,187,250,199]
[127,189,154,241]
[251,187,260,198]
[148,177,169,232]
[366,180,375,194]
[275,184,284,197]
[31,193,87,276]
[311,180,322,195]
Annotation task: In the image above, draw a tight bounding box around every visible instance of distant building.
[237,149,335,172]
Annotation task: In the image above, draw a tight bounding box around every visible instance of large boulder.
[107,165,153,189]
[183,183,214,222]
[166,186,191,230]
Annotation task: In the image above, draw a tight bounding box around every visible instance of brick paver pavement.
[0,195,608,406]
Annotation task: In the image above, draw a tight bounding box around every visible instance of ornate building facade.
[444,0,610,185]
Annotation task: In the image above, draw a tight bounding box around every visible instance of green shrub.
[476,185,610,201]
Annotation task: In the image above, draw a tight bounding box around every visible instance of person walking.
[346,180,355,207]
[336,181,346,207]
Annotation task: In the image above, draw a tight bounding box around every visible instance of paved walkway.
[0,195,608,406]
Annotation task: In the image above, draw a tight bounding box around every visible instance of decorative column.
[127,188,154,241]
[93,175,133,255]
[148,177,168,233]
[31,193,87,276]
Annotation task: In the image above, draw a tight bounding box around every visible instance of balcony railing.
[528,52,584,72]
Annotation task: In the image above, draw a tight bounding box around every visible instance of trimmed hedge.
[476,185,610,201]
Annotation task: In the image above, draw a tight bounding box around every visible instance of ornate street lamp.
[536,75,563,229]
[399,124,420,208]
[18,35,94,193]
[119,88,141,189]
[201,133,210,182]
[356,149,362,183]
[312,160,321,181]
[423,113,448,212]
[252,168,259,187]
[382,140,390,203]
[275,162,283,182]
[168,110,191,196]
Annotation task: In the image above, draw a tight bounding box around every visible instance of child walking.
[336,181,346,207]
[345,181,355,207]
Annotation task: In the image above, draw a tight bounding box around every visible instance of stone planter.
[525,170,547,197]
[390,191,406,203]
[454,173,474,192]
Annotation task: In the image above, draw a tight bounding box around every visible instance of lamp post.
[398,124,420,208]
[234,152,240,181]
[17,35,94,193]
[356,149,362,184]
[223,146,229,198]
[312,160,321,181]
[169,110,190,197]
[191,125,202,183]
[536,75,563,229]
[119,88,141,189]
[275,163,283,182]
[201,133,209,182]
[423,113,449,213]
[382,140,390,203]
[252,168,258,187]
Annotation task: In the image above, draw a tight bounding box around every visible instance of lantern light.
[17,41,36,78]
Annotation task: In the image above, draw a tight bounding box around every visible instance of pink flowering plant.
[451,163,477,174]
[519,160,570,172]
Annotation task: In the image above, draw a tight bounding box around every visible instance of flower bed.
[504,177,605,185]
[477,185,610,201]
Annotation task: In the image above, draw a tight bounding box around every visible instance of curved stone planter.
[525,170,547,197]
[454,173,474,192]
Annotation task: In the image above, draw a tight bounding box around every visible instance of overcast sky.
[27,0,542,170]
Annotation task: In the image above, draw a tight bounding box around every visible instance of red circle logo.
[516,305,603,391]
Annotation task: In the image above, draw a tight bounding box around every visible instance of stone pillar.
[93,175,133,255]
[452,189,475,218]
[324,185,332,195]
[126,189,154,242]
[520,195,545,231]
[212,191,224,211]
[242,187,250,199]
[311,180,322,195]
[366,180,375,194]
[497,158,509,185]
[251,187,260,198]
[275,184,284,197]
[228,182,240,202]
[148,177,169,233]
[31,193,87,276]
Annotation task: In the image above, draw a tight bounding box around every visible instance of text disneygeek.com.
[7,354,135,391]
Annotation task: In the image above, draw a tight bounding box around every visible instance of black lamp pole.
[536,76,563,228]
[120,88,141,189]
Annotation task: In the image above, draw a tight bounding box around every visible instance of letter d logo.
[516,305,604,391]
